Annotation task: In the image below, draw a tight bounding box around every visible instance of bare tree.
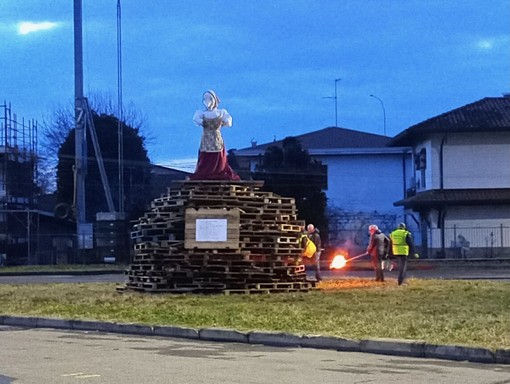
[38,94,150,193]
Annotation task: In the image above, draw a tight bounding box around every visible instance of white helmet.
[368,224,379,233]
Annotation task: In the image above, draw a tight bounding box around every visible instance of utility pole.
[117,0,124,213]
[74,0,92,250]
[323,78,341,127]
[334,78,341,127]
[73,0,123,263]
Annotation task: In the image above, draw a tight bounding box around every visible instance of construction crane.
[73,0,123,249]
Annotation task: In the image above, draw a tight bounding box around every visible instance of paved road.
[0,273,125,285]
[0,266,508,285]
[1,326,509,384]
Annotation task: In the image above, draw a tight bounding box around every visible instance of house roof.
[150,164,190,175]
[394,188,510,209]
[389,96,510,146]
[234,127,391,155]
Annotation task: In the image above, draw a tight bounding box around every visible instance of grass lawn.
[0,278,508,351]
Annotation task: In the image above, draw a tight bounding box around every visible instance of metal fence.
[0,233,133,266]
[428,225,510,259]
[2,225,510,266]
[1,234,80,266]
[326,224,510,260]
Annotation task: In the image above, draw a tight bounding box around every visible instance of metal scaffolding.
[0,102,39,264]
[0,101,38,207]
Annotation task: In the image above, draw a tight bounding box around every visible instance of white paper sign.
[196,219,227,242]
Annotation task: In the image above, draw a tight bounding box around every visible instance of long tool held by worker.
[348,252,368,261]
[329,252,368,269]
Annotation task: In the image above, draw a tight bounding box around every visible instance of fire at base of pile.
[122,180,316,294]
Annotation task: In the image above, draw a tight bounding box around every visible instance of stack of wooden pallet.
[123,180,315,294]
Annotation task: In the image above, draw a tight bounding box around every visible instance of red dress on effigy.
[190,148,240,180]
[189,116,240,181]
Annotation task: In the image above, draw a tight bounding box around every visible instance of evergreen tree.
[56,112,151,221]
[253,137,329,240]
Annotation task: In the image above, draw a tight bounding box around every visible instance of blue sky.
[2,1,509,171]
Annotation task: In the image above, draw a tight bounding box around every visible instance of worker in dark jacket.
[389,222,418,286]
[307,224,322,281]
[367,224,389,282]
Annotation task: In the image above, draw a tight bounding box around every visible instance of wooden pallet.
[123,180,314,294]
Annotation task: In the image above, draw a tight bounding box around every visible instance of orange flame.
[330,255,347,269]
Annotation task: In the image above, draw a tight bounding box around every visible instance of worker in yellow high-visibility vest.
[389,222,418,286]
[307,224,323,282]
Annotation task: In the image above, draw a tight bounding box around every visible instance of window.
[415,148,426,170]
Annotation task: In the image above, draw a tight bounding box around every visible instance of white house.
[233,127,412,249]
[389,96,510,259]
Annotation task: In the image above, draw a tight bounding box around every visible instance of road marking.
[61,372,101,379]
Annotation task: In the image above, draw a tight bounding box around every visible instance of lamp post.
[323,78,341,127]
[369,94,386,136]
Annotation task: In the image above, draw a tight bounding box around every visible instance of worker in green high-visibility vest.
[389,223,419,286]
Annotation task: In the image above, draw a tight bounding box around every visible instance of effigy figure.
[189,90,241,181]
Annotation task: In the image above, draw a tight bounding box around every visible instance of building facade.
[233,127,413,252]
[390,96,510,259]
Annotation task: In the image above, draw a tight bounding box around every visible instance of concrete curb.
[422,343,496,363]
[359,338,426,358]
[248,331,302,347]
[0,315,508,365]
[153,325,199,339]
[200,328,248,343]
[300,334,360,351]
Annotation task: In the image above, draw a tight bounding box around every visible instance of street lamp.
[369,94,386,136]
[323,78,341,127]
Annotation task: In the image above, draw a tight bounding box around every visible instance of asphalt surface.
[2,326,509,384]
[0,273,125,285]
[1,262,509,284]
